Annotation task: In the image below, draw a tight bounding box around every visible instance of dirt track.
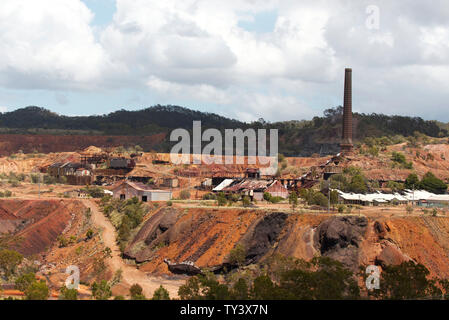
[83,200,184,298]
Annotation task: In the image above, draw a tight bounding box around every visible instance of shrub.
[228,244,246,267]
[152,285,170,300]
[242,196,251,207]
[86,229,94,240]
[406,205,414,215]
[91,280,112,300]
[59,287,78,300]
[289,191,298,210]
[432,208,438,217]
[202,193,216,200]
[81,186,105,198]
[25,280,49,300]
[43,174,57,185]
[130,283,145,299]
[180,190,191,200]
[216,193,227,206]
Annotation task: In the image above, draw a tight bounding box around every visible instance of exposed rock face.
[376,241,411,268]
[314,216,368,270]
[144,208,178,245]
[123,207,449,279]
[238,212,288,265]
[374,221,387,239]
[124,208,179,262]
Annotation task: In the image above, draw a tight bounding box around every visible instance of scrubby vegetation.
[178,255,449,300]
[100,196,149,252]
[405,172,447,194]
[1,105,447,156]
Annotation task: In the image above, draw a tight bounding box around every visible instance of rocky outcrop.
[375,241,411,268]
[240,212,288,264]
[121,206,449,279]
[314,216,368,270]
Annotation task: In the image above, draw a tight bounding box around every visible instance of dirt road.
[83,200,184,298]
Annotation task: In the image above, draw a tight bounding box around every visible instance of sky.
[0,0,448,122]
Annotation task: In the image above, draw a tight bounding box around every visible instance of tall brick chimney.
[340,68,353,154]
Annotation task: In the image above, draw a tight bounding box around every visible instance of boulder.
[314,216,368,270]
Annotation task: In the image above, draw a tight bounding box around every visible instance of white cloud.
[1,0,449,121]
[0,0,113,90]
[0,106,7,113]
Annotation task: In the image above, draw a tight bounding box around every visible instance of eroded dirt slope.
[126,207,449,279]
[0,199,85,256]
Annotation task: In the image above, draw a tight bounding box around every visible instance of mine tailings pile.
[123,207,449,279]
[0,199,85,256]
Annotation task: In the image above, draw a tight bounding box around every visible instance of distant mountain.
[0,105,447,156]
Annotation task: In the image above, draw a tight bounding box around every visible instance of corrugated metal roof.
[335,189,449,203]
[213,179,235,191]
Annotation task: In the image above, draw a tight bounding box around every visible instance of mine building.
[110,180,172,202]
[108,157,136,170]
[213,178,288,201]
[245,168,261,179]
[47,161,93,185]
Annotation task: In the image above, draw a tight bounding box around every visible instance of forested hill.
[0,105,447,156]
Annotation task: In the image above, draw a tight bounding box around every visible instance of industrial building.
[213,179,289,201]
[336,189,449,207]
[110,180,172,202]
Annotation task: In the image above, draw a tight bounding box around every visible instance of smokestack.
[340,68,353,154]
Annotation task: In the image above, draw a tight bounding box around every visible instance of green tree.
[91,280,112,300]
[229,278,249,300]
[377,261,441,300]
[289,191,298,211]
[0,249,23,278]
[130,283,146,300]
[216,192,227,206]
[263,192,271,202]
[251,275,281,300]
[419,172,447,194]
[25,280,49,300]
[280,257,359,300]
[59,286,78,300]
[152,285,170,300]
[312,192,328,207]
[178,273,230,300]
[405,173,420,190]
[348,174,367,193]
[15,272,36,292]
[228,244,246,267]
